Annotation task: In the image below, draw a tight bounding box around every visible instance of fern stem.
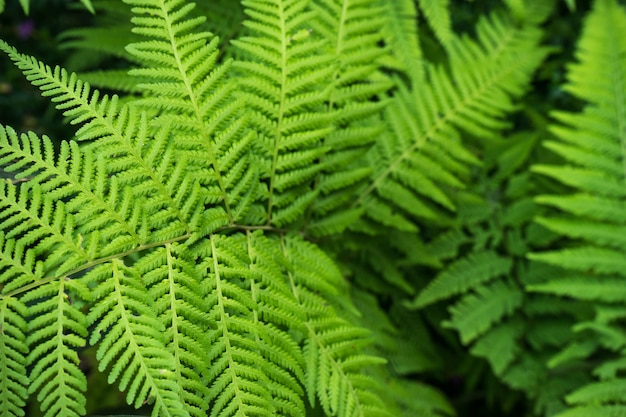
[266,1,290,225]
[0,233,191,300]
[209,234,251,411]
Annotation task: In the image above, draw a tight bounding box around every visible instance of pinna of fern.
[526,0,626,416]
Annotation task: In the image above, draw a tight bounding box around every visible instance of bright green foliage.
[1,0,625,417]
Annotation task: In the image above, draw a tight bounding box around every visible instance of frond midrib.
[266,1,290,224]
[0,233,190,300]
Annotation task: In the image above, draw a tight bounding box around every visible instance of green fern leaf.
[379,0,423,79]
[0,125,150,255]
[23,279,90,417]
[554,405,626,417]
[302,0,391,236]
[87,260,186,416]
[0,41,207,244]
[232,0,337,227]
[138,243,211,417]
[470,319,524,375]
[529,247,626,277]
[548,340,598,369]
[0,179,92,280]
[411,250,513,308]
[417,0,453,46]
[281,235,391,417]
[535,194,626,224]
[443,281,524,345]
[0,296,28,417]
[527,15,626,409]
[198,233,304,417]
[529,275,626,303]
[125,0,258,225]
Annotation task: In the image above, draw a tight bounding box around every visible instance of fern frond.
[554,405,626,417]
[411,250,513,308]
[87,260,185,416]
[0,125,149,256]
[0,179,93,283]
[566,378,626,405]
[125,0,259,225]
[232,0,337,227]
[527,3,626,413]
[353,9,548,231]
[470,319,524,375]
[379,0,422,79]
[138,243,211,417]
[530,245,626,276]
[23,279,90,417]
[0,41,205,242]
[198,233,304,417]
[281,235,390,417]
[0,296,28,417]
[417,0,452,46]
[300,0,391,236]
[443,280,524,345]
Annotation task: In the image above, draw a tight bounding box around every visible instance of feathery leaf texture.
[25,279,89,417]
[301,0,390,236]
[0,296,28,417]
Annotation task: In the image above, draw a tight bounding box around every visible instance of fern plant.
[0,0,395,416]
[2,0,623,417]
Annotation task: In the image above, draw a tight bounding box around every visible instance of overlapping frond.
[197,233,304,417]
[281,235,390,417]
[379,0,423,80]
[352,9,549,232]
[412,250,513,309]
[0,125,150,258]
[138,243,211,417]
[417,0,452,46]
[0,40,207,243]
[3,0,594,415]
[0,178,93,289]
